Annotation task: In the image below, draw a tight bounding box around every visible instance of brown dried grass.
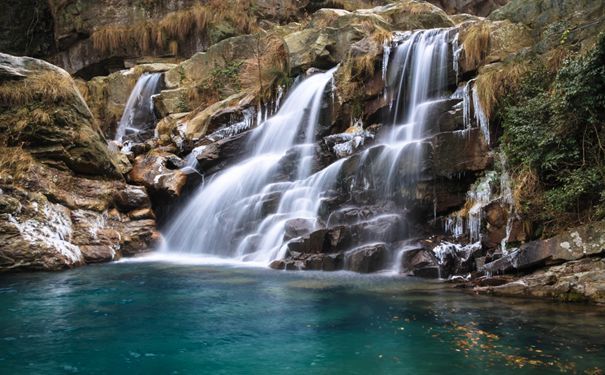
[0,71,76,107]
[239,34,289,101]
[90,1,257,55]
[475,62,529,119]
[0,146,36,180]
[461,22,490,69]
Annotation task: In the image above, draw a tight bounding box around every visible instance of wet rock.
[113,185,151,211]
[287,226,354,254]
[414,266,441,278]
[484,200,507,227]
[344,243,388,273]
[400,246,440,278]
[129,151,188,199]
[128,208,156,220]
[431,128,492,177]
[351,215,405,244]
[284,218,315,240]
[0,195,21,214]
[119,219,159,257]
[83,68,139,137]
[195,131,252,173]
[433,242,483,277]
[422,99,464,135]
[79,245,117,264]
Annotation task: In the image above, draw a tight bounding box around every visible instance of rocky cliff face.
[0,53,158,271]
[1,0,509,78]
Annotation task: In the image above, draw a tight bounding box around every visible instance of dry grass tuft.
[0,71,76,107]
[0,146,37,181]
[91,25,131,54]
[512,167,542,214]
[461,22,491,69]
[475,62,529,119]
[240,33,289,102]
[90,1,258,56]
[370,28,393,45]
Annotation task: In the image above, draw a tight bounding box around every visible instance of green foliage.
[203,60,243,98]
[501,33,605,229]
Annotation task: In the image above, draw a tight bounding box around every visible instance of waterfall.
[161,68,337,261]
[162,28,457,269]
[115,72,162,142]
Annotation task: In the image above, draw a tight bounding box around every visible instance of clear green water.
[1,260,604,375]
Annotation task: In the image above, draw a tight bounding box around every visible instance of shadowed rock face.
[0,0,55,57]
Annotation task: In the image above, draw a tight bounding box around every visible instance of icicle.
[452,33,463,83]
[472,83,490,145]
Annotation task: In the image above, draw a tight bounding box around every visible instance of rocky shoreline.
[1,0,604,305]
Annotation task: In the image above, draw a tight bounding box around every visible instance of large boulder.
[344,243,389,273]
[0,53,120,177]
[484,221,605,274]
[476,257,605,304]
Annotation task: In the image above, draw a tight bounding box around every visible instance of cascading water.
[161,68,337,262]
[115,72,162,142]
[162,27,460,270]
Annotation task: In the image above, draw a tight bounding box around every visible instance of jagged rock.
[128,208,156,220]
[490,0,605,51]
[129,151,187,199]
[433,241,484,277]
[422,99,465,134]
[484,200,507,227]
[484,221,605,274]
[344,243,388,273]
[476,257,605,304]
[180,93,253,141]
[400,246,441,278]
[113,185,152,211]
[195,131,252,173]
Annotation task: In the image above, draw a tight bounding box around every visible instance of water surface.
[1,259,604,374]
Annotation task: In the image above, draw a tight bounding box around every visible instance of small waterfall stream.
[162,68,337,262]
[162,28,463,269]
[115,72,162,142]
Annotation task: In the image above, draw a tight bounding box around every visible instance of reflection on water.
[0,262,604,375]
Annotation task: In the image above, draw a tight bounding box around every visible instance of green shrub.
[501,33,605,231]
